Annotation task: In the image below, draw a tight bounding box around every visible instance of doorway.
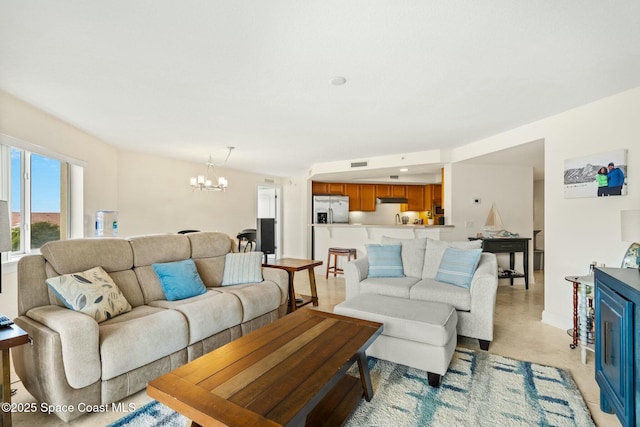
[257,184,282,260]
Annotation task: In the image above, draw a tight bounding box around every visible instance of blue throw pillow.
[152,259,207,301]
[366,244,404,278]
[435,247,482,288]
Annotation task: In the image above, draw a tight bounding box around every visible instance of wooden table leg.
[287,271,296,313]
[308,268,319,307]
[356,351,374,402]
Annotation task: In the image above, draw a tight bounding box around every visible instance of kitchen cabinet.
[360,185,376,211]
[312,182,344,195]
[342,184,376,212]
[343,184,361,211]
[401,185,426,212]
[594,267,640,427]
[375,185,392,198]
[424,185,433,212]
[432,184,442,204]
[391,185,407,197]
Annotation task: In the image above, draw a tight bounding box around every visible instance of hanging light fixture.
[190,147,234,192]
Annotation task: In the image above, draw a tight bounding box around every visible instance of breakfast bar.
[311,223,454,276]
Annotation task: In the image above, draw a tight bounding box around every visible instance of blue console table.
[594,267,640,427]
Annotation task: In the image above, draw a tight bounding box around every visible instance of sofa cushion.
[422,239,482,279]
[221,252,264,286]
[216,281,282,322]
[360,276,420,299]
[380,236,427,278]
[409,278,472,311]
[435,248,483,288]
[365,244,404,278]
[150,292,243,345]
[152,259,207,301]
[99,309,189,381]
[46,266,132,323]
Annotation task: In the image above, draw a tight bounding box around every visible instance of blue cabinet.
[594,267,640,427]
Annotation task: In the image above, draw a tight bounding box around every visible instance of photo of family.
[564,149,628,199]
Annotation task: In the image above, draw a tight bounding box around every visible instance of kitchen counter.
[310,223,455,265]
[311,223,453,228]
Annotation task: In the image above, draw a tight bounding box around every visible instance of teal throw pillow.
[152,259,207,301]
[222,252,264,286]
[366,244,404,278]
[435,247,482,288]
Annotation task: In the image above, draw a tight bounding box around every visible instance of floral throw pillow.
[46,266,132,322]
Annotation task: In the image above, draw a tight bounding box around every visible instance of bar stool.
[326,247,357,279]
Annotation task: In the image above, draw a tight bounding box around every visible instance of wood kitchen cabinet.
[360,184,376,211]
[312,182,345,195]
[343,184,361,211]
[432,184,442,204]
[401,185,426,212]
[375,185,392,198]
[423,185,433,212]
[375,184,407,198]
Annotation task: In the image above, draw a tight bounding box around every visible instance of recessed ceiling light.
[330,76,347,86]
[400,168,409,172]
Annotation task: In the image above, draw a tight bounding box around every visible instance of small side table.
[564,275,594,364]
[1,323,29,427]
[263,258,323,313]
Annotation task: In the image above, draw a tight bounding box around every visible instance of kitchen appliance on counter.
[313,195,349,224]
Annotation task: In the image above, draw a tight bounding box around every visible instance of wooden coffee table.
[148,308,383,427]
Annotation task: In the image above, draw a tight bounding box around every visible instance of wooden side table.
[263,258,323,313]
[1,323,29,427]
[470,237,531,289]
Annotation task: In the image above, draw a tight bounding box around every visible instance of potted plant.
[426,211,435,225]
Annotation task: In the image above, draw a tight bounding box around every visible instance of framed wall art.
[564,149,628,199]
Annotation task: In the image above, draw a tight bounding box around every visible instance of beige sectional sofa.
[13,231,289,422]
[344,237,499,350]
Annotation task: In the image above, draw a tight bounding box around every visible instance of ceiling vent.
[350,161,368,168]
[390,175,399,180]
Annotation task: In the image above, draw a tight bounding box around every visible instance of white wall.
[533,180,545,250]
[281,175,308,258]
[0,92,284,318]
[116,149,282,238]
[0,90,119,318]
[451,87,640,329]
[541,88,640,328]
[300,86,640,331]
[447,163,534,284]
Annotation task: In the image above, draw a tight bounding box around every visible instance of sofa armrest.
[262,267,289,306]
[25,305,100,389]
[344,257,369,299]
[469,253,499,315]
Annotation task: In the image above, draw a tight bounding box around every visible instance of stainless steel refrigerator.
[312,195,349,224]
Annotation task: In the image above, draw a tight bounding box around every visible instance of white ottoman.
[334,294,457,387]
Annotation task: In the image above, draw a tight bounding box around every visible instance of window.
[1,134,84,260]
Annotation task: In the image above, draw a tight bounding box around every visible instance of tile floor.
[9,270,621,426]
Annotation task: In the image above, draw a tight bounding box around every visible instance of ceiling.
[1,2,639,180]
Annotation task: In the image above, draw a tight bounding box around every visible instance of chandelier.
[190,146,234,192]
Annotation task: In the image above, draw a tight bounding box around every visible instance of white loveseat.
[344,237,499,350]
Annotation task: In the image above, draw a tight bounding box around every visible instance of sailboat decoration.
[484,203,505,237]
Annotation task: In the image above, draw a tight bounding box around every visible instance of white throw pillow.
[380,236,427,278]
[46,266,132,322]
[221,252,264,286]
